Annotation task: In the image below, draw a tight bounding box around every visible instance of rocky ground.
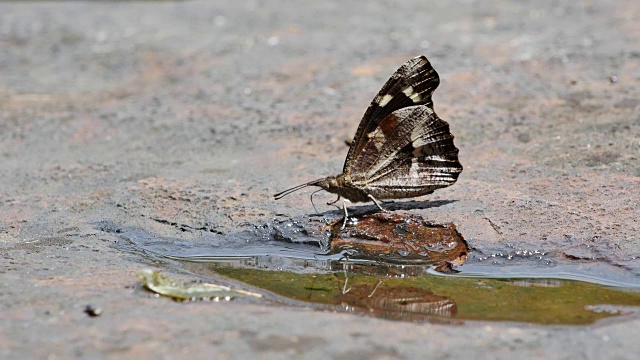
[1,0,639,358]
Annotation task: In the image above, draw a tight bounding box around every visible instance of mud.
[1,0,640,358]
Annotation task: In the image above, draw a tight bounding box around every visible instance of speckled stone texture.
[1,1,639,358]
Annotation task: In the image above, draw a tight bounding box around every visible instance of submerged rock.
[329,213,468,268]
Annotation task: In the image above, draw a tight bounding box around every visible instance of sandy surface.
[1,0,639,358]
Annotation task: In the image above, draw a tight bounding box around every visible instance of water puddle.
[99,213,640,325]
[182,260,640,325]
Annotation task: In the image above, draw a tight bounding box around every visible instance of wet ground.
[2,0,640,358]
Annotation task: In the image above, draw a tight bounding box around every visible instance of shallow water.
[180,259,640,325]
[100,215,640,325]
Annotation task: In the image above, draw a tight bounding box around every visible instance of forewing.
[343,56,440,173]
[351,105,462,192]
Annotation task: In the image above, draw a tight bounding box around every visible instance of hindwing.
[350,105,462,195]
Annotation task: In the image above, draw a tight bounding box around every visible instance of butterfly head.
[316,176,339,191]
[273,175,345,200]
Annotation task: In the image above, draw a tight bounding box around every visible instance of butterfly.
[274,56,463,226]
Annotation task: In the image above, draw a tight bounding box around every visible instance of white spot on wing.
[409,161,420,178]
[412,133,448,149]
[367,131,386,150]
[403,86,422,103]
[377,94,393,107]
[419,155,458,162]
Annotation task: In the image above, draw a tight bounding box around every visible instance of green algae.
[183,263,640,325]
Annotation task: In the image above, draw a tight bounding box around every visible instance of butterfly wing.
[343,55,440,174]
[350,105,462,199]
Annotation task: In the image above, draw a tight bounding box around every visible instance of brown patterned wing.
[343,56,440,174]
[350,105,462,199]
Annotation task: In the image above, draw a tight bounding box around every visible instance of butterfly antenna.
[273,178,324,200]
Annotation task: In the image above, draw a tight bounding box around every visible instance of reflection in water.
[338,284,458,320]
[509,279,563,288]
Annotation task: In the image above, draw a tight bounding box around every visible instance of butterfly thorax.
[318,173,371,203]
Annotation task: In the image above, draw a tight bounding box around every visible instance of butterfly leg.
[340,199,352,230]
[367,194,389,213]
[327,195,341,206]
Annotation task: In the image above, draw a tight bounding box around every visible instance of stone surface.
[1,0,639,358]
[329,213,468,267]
